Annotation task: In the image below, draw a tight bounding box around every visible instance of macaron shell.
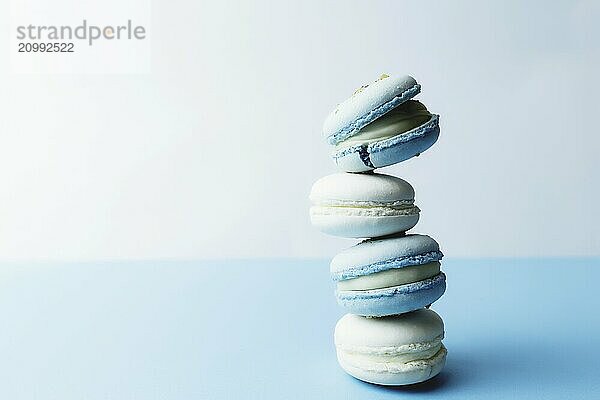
[336,273,446,316]
[333,116,440,172]
[323,75,420,144]
[335,309,444,346]
[337,345,447,386]
[310,212,419,239]
[331,234,442,281]
[309,172,415,204]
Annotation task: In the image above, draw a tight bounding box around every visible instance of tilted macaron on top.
[331,234,446,316]
[309,173,419,238]
[323,74,440,172]
[323,74,421,145]
[334,309,447,385]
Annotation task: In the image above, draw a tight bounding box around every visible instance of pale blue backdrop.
[1,259,599,399]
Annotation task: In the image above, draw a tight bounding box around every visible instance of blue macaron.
[323,74,440,172]
[331,234,446,317]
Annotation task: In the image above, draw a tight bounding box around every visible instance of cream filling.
[310,200,419,218]
[336,100,431,150]
[337,262,440,291]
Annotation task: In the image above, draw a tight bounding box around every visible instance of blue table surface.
[1,258,599,399]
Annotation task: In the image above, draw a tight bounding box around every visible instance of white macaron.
[334,309,447,385]
[309,173,419,238]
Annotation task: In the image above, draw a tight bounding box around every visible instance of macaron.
[331,234,445,316]
[323,74,440,172]
[334,309,447,385]
[309,172,419,238]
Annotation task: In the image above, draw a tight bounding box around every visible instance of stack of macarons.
[309,74,447,386]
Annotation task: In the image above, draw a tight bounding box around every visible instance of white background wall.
[1,0,599,261]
